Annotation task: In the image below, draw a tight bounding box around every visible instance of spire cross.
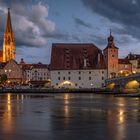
[110,29,112,36]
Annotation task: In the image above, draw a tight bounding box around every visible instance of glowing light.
[107,83,115,90]
[63,81,71,85]
[125,80,139,89]
[59,80,74,87]
[133,71,136,74]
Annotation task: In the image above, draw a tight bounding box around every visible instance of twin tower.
[0,8,16,62]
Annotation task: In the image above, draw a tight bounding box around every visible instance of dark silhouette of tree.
[0,74,7,84]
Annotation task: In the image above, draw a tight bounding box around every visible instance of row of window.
[58,71,105,74]
[55,83,105,87]
[58,76,104,80]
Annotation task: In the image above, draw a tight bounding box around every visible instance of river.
[0,93,140,140]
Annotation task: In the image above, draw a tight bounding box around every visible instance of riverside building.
[50,43,107,89]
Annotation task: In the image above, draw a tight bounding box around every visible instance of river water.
[0,93,140,140]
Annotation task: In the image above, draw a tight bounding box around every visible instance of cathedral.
[0,8,16,62]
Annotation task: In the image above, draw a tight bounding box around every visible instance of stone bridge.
[106,73,140,90]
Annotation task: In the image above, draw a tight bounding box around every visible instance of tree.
[0,74,8,84]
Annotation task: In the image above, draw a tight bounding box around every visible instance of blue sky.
[0,0,139,64]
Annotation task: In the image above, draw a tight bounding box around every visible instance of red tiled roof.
[21,63,48,70]
[50,43,106,70]
[118,59,131,64]
[0,62,7,69]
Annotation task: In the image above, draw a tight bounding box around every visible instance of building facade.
[103,32,119,78]
[20,60,50,87]
[0,59,22,84]
[50,43,107,89]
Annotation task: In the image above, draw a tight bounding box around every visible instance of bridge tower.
[103,30,118,78]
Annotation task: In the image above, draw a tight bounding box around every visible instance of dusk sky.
[0,0,139,64]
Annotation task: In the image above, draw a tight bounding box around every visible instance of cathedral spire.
[5,8,13,33]
[2,8,16,62]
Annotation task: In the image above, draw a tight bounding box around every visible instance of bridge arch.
[118,70,131,77]
[107,82,116,90]
[125,80,139,89]
[58,80,75,88]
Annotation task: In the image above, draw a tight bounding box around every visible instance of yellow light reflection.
[118,110,124,124]
[7,94,12,112]
[2,93,13,133]
[64,94,70,124]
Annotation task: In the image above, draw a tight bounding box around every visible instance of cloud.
[73,17,92,29]
[81,0,140,39]
[0,1,55,48]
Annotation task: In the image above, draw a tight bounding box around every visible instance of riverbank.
[0,88,114,94]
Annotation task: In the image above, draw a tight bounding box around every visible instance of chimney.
[98,53,101,63]
[84,58,87,68]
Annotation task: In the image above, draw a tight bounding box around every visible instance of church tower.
[103,30,118,78]
[2,8,16,62]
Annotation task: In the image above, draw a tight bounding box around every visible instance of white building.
[19,59,50,86]
[50,43,107,89]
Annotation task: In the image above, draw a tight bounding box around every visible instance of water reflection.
[63,94,70,124]
[0,93,140,140]
[119,110,125,124]
[2,93,13,133]
[0,93,25,133]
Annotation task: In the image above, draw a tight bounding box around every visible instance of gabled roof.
[50,43,106,70]
[118,59,131,64]
[22,63,49,70]
[0,62,7,69]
